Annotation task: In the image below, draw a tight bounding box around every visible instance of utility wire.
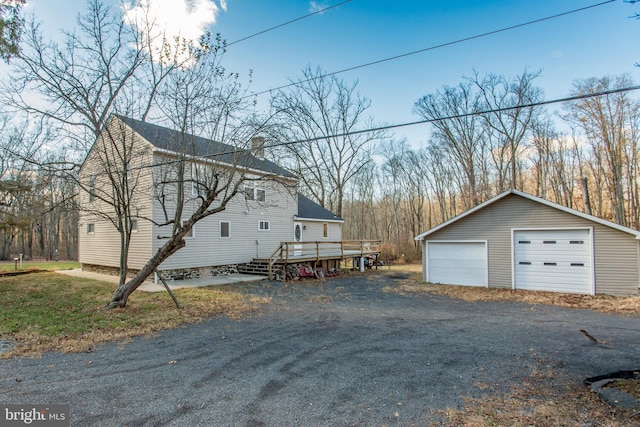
[46,84,637,177]
[260,84,640,150]
[227,0,352,47]
[248,0,617,98]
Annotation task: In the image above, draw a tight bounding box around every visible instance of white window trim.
[244,181,266,202]
[182,220,194,239]
[258,220,270,231]
[88,176,96,203]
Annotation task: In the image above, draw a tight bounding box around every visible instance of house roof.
[113,114,296,179]
[296,194,343,222]
[414,189,640,240]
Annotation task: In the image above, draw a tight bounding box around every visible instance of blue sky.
[21,0,640,146]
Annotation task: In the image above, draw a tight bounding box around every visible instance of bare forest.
[1,0,639,267]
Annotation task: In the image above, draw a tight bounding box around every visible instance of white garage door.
[514,229,592,294]
[427,242,487,287]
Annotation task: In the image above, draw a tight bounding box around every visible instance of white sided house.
[78,115,345,280]
[415,189,640,296]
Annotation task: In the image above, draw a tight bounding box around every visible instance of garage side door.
[427,242,487,287]
[514,229,592,294]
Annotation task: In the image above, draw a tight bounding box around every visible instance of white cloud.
[123,0,226,63]
[309,1,327,14]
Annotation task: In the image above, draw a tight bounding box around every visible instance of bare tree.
[0,0,188,150]
[0,0,199,284]
[107,39,267,308]
[470,70,543,192]
[271,65,388,217]
[564,74,640,226]
[414,82,489,209]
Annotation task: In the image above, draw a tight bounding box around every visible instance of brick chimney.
[251,136,265,159]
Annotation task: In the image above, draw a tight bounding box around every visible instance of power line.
[110,84,640,172]
[247,0,617,98]
[227,1,352,47]
[16,85,638,178]
[262,84,640,150]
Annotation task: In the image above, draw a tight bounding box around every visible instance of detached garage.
[415,189,640,296]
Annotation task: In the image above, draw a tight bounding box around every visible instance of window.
[88,176,96,202]
[220,221,230,238]
[130,218,138,233]
[87,223,95,234]
[244,181,266,202]
[182,221,194,238]
[323,223,328,238]
[258,220,270,231]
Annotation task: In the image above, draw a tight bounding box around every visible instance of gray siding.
[298,220,343,242]
[78,119,154,269]
[154,177,298,270]
[424,194,639,295]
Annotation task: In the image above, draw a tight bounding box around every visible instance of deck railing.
[267,240,382,278]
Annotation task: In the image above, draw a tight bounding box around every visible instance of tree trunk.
[108,237,186,309]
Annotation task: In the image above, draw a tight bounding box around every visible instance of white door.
[427,242,487,286]
[514,229,592,294]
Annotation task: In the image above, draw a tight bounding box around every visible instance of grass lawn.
[0,272,269,358]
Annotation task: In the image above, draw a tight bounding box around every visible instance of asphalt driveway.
[2,272,640,426]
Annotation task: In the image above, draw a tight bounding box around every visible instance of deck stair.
[238,259,284,276]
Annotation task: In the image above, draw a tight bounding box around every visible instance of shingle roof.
[296,194,343,221]
[113,114,296,179]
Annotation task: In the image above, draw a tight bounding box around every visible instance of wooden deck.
[262,240,382,278]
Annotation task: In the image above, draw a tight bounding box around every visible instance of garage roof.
[415,189,640,240]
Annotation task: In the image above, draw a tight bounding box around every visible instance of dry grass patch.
[439,353,639,426]
[0,272,269,358]
[440,380,637,426]
[604,379,640,399]
[385,273,640,316]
